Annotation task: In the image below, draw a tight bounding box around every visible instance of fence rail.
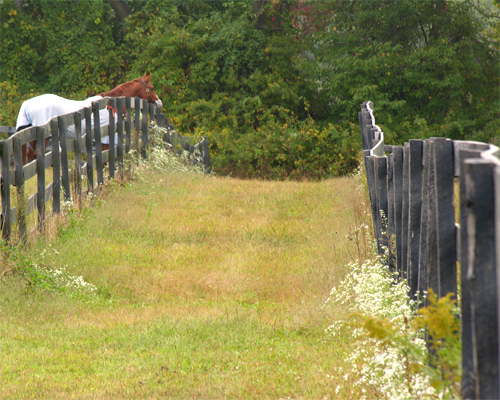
[0,96,211,243]
[359,101,500,399]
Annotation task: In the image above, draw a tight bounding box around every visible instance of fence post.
[401,142,410,279]
[424,138,456,300]
[458,147,484,399]
[434,138,456,298]
[117,97,124,175]
[58,116,70,202]
[13,137,26,244]
[203,137,211,174]
[125,97,131,154]
[375,156,389,252]
[418,140,431,298]
[463,158,499,399]
[407,139,423,299]
[135,97,141,137]
[387,153,396,271]
[108,98,116,180]
[141,99,148,159]
[93,102,103,186]
[495,164,500,400]
[0,140,12,240]
[36,126,46,232]
[149,103,156,125]
[392,146,404,275]
[85,106,94,194]
[365,155,381,252]
[74,111,83,207]
[51,119,61,214]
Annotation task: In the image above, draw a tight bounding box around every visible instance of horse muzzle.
[155,99,163,109]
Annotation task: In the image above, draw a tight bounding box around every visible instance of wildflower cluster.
[132,125,207,179]
[23,246,98,302]
[27,263,98,301]
[326,257,435,399]
[1,243,98,303]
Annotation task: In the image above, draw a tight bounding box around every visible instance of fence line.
[0,96,211,243]
[359,101,500,399]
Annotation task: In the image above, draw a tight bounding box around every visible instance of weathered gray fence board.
[0,126,16,135]
[463,159,499,400]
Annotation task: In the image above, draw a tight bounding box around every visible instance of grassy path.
[0,170,371,399]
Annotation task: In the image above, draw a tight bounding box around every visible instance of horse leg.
[16,124,32,166]
[101,143,110,168]
[26,140,37,163]
[22,143,27,165]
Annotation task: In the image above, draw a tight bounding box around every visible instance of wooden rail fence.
[360,101,500,399]
[0,96,211,243]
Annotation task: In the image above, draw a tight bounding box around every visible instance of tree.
[295,0,499,142]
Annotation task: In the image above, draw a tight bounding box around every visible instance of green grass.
[0,168,372,399]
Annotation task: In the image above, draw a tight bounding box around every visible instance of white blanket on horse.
[16,94,116,143]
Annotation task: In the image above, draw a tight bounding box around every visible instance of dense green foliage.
[1,0,498,178]
[296,0,500,144]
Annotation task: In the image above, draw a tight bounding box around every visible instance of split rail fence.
[360,101,500,399]
[0,96,211,243]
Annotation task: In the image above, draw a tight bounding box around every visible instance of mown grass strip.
[0,169,372,399]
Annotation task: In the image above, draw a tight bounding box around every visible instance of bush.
[198,119,360,179]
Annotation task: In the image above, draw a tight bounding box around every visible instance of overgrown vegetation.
[1,0,498,178]
[326,249,462,399]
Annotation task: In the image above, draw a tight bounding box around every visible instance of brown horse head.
[100,73,163,109]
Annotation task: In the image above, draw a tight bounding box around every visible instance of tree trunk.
[254,0,267,30]
[105,0,132,21]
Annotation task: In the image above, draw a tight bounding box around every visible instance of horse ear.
[142,73,148,80]
[146,73,152,82]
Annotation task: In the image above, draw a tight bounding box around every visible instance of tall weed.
[326,254,461,399]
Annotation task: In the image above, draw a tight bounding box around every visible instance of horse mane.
[99,79,139,97]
